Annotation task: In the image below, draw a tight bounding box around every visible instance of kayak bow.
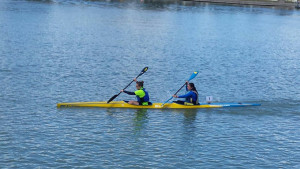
[57,101,261,109]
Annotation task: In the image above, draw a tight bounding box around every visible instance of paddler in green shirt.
[121,79,150,105]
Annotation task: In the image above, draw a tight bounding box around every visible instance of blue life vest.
[179,91,199,105]
[136,88,150,103]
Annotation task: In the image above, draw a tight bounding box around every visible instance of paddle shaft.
[115,73,143,97]
[173,82,187,96]
[162,82,187,106]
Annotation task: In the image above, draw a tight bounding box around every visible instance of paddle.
[162,71,199,106]
[107,67,149,103]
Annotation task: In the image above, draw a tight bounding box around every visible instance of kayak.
[57,101,261,109]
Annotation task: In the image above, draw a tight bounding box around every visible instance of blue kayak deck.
[204,103,261,107]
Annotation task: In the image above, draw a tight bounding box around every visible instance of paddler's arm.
[120,78,137,95]
[173,91,193,98]
[121,90,135,95]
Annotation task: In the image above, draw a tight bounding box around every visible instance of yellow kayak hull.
[57,101,232,109]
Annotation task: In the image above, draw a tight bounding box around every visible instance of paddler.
[121,79,150,105]
[173,82,199,105]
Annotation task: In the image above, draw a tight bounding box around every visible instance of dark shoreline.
[145,0,299,9]
[192,0,298,8]
[27,0,300,9]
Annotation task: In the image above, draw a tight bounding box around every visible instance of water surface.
[1,0,300,168]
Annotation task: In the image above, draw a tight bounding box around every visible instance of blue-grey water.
[1,0,300,168]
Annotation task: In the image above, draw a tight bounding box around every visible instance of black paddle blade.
[141,67,148,73]
[107,94,118,103]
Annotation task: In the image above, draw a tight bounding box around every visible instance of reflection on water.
[182,109,198,141]
[181,109,198,135]
[133,109,148,134]
[182,109,197,123]
[170,109,198,122]
[1,0,300,168]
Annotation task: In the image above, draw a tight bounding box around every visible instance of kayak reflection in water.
[121,78,150,105]
[173,82,199,105]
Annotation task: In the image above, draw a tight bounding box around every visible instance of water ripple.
[1,0,300,168]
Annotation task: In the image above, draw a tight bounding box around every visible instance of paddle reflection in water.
[182,109,198,123]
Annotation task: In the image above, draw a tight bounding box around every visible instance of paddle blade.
[141,67,148,73]
[188,71,199,81]
[107,95,118,103]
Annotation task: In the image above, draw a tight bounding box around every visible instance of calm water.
[1,0,300,168]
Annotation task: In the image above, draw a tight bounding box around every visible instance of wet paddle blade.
[142,67,148,73]
[107,94,118,103]
[188,71,199,81]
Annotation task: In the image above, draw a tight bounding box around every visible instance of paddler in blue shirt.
[173,82,199,105]
[121,79,150,105]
